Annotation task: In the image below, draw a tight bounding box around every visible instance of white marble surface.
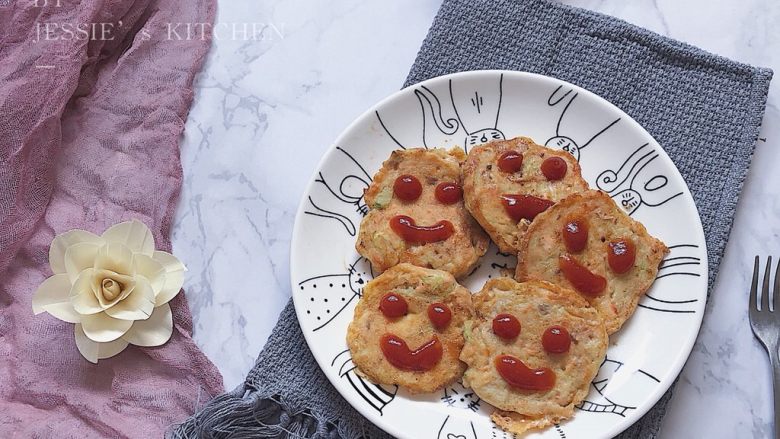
[173,0,779,437]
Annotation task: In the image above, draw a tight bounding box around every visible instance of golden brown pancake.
[460,278,607,434]
[516,190,668,334]
[462,136,588,254]
[356,148,489,278]
[347,263,473,393]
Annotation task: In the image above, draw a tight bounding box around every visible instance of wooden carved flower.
[32,220,186,363]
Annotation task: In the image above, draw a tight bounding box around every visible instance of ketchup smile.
[558,253,607,297]
[501,194,554,222]
[495,355,556,391]
[380,334,442,372]
[389,215,454,244]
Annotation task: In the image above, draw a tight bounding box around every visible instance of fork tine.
[751,256,760,311]
[762,256,773,311]
[774,258,780,312]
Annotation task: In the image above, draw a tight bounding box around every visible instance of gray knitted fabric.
[170,0,772,438]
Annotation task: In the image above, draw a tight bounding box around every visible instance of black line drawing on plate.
[298,256,373,332]
[437,415,478,439]
[332,349,397,415]
[417,85,461,149]
[450,74,505,152]
[440,380,481,413]
[304,146,372,236]
[377,74,505,153]
[554,424,567,439]
[544,85,621,161]
[576,357,660,417]
[437,381,513,439]
[595,143,684,215]
[638,244,702,314]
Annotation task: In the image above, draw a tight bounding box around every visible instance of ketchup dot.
[492,313,521,339]
[542,326,571,354]
[608,238,636,274]
[562,217,589,253]
[541,157,568,181]
[498,151,524,173]
[379,293,408,318]
[427,302,452,330]
[393,175,422,201]
[435,182,462,204]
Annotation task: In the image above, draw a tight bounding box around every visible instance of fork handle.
[770,347,780,439]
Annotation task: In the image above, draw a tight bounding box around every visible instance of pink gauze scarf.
[0,0,224,437]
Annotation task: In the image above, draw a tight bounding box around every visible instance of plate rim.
[289,69,709,439]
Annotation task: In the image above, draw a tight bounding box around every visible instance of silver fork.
[750,255,780,439]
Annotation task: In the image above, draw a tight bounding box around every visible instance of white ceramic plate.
[290,71,707,439]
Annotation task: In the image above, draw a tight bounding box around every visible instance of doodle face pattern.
[305,146,372,236]
[544,85,621,161]
[576,357,660,417]
[378,74,506,152]
[298,257,372,332]
[596,143,683,215]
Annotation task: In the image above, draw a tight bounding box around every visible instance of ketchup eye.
[498,151,524,173]
[541,157,567,181]
[394,175,422,201]
[492,313,521,339]
[542,325,571,354]
[435,182,462,204]
[379,293,408,318]
[427,303,452,330]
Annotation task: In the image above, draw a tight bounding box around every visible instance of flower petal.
[94,242,135,276]
[74,324,128,363]
[152,251,186,305]
[81,312,133,343]
[32,274,71,314]
[74,324,99,363]
[134,254,166,295]
[69,268,103,315]
[41,302,82,323]
[64,242,101,284]
[122,303,173,347]
[49,230,104,274]
[102,220,155,256]
[104,277,155,321]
